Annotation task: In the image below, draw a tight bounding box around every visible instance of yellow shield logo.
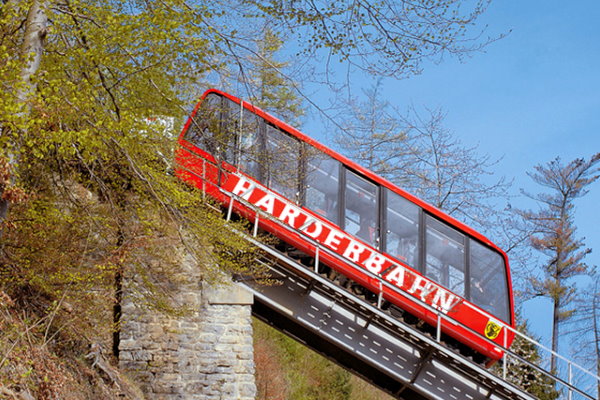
[484,320,502,340]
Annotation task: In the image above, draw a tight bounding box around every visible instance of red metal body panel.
[175,89,516,362]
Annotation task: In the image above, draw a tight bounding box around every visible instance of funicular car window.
[385,190,419,268]
[470,239,510,322]
[344,171,378,247]
[238,107,262,180]
[305,154,340,225]
[184,93,240,162]
[184,93,224,156]
[222,97,240,162]
[425,215,466,297]
[265,125,300,201]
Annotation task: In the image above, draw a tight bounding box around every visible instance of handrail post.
[503,330,507,381]
[227,194,234,221]
[202,159,206,200]
[253,212,259,237]
[236,100,244,169]
[377,281,383,309]
[568,362,572,400]
[436,313,441,342]
[314,246,320,273]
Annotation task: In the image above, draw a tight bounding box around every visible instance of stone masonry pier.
[119,257,256,400]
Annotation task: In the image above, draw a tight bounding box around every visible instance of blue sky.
[386,1,600,181]
[373,1,600,347]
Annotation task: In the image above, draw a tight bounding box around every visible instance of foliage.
[516,154,600,372]
[0,291,144,399]
[247,0,499,79]
[253,318,351,400]
[0,0,263,372]
[247,25,305,126]
[254,319,395,400]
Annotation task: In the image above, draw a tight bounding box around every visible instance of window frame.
[341,169,381,248]
[423,214,469,299]
[304,152,342,225]
[381,188,421,268]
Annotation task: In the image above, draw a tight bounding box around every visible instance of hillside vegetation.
[0,291,142,399]
[254,319,395,400]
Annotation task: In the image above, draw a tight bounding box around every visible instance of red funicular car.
[175,89,516,365]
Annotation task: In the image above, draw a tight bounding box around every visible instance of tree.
[0,0,48,230]
[254,319,352,400]
[398,107,510,234]
[247,25,304,126]
[335,90,510,235]
[0,0,262,366]
[247,0,499,79]
[1,0,501,234]
[516,154,600,373]
[334,80,412,180]
[567,273,600,397]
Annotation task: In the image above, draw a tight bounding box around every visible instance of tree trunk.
[0,0,48,229]
[592,291,600,398]
[18,0,48,104]
[551,296,560,374]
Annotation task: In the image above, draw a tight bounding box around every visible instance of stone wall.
[119,256,256,400]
